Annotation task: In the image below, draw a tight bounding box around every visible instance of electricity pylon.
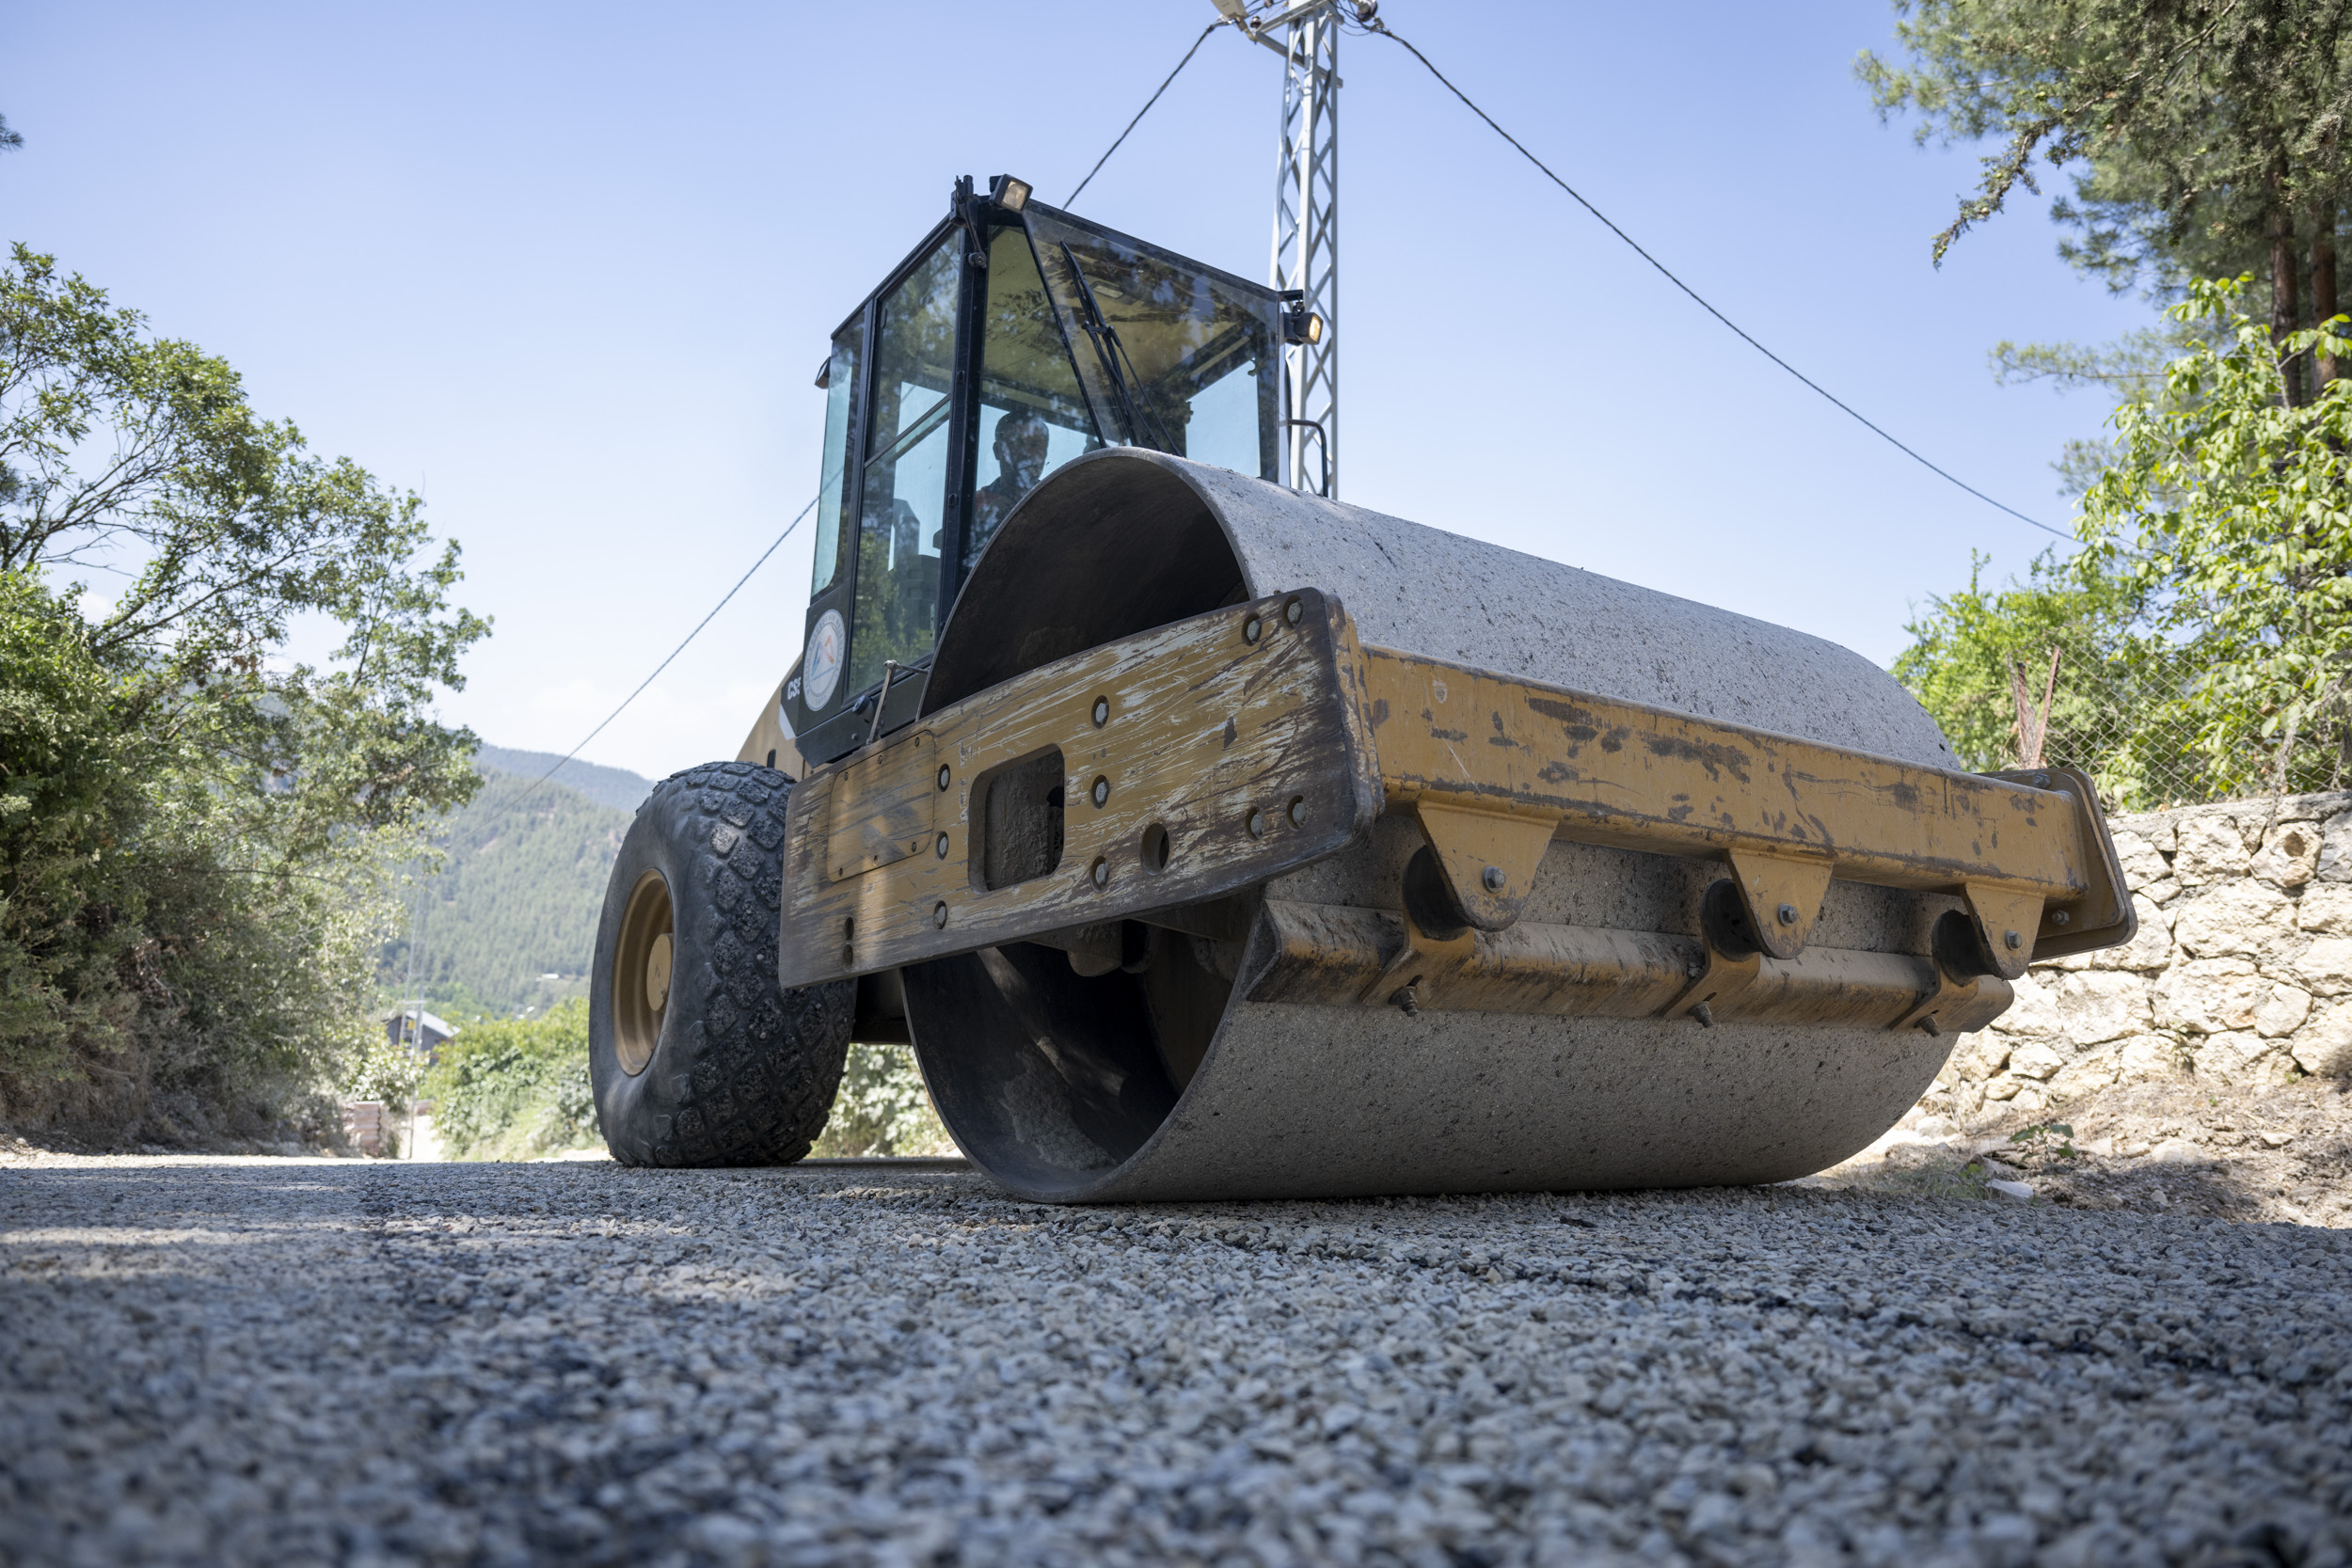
[1218,0,1358,498]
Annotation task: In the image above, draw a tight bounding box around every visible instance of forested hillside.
[381,753,652,1019]
[472,746,654,815]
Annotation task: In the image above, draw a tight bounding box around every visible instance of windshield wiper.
[1058,244,1175,453]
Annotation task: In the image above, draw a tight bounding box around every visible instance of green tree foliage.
[1987,320,2215,498]
[809,1043,953,1157]
[0,245,485,1139]
[0,573,144,1080]
[421,1010,953,1163]
[1899,278,2352,805]
[342,1027,428,1132]
[1896,549,2117,769]
[2082,277,2352,792]
[1861,0,2352,403]
[421,1000,596,1161]
[1891,550,2208,806]
[1860,0,2350,264]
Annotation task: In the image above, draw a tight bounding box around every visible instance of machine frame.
[778,585,2132,1033]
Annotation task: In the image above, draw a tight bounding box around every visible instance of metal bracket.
[1962,881,2046,983]
[1894,911,2008,1035]
[1659,879,1762,1025]
[1357,902,1475,1015]
[1235,0,1341,57]
[1279,418,1330,496]
[1359,644,2127,975]
[1410,800,1563,933]
[1724,847,1835,961]
[1986,767,2137,959]
[1252,897,2017,1033]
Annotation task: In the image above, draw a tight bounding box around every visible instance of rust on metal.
[781,588,2134,1006]
[1357,643,2131,974]
[1246,899,2014,1033]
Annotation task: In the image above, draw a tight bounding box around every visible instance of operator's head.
[993,408,1050,477]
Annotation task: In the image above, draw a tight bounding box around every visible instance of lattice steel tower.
[1269,3,1340,497]
[1219,0,1348,495]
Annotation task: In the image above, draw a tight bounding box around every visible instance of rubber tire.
[590,762,853,1166]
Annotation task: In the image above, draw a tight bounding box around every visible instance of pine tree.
[1861,0,2352,395]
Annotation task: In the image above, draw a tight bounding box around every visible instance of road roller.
[588,175,2136,1201]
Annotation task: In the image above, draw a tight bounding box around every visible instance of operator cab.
[777,175,1290,768]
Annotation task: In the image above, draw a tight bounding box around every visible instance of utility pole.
[1217,0,1355,498]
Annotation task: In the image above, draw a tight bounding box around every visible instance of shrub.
[420,1000,599,1161]
[0,246,484,1144]
[811,1042,955,1156]
[0,573,144,1088]
[1896,278,2352,808]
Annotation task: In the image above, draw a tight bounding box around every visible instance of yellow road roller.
[589,176,2135,1201]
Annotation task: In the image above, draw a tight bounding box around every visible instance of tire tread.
[595,762,850,1168]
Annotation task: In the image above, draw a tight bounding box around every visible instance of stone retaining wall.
[1923,789,2352,1121]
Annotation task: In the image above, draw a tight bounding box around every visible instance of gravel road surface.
[4,1157,2348,1568]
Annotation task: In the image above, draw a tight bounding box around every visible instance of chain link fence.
[1919,627,2348,815]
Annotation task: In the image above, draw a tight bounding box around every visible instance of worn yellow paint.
[778,591,2132,994]
[826,731,937,881]
[1961,881,2049,982]
[775,591,1382,989]
[1723,847,1837,961]
[1409,798,1564,932]
[1358,644,2125,962]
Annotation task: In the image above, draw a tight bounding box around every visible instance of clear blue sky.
[2,1,2153,779]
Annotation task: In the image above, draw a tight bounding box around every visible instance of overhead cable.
[531,16,1216,811]
[530,11,2061,816]
[1066,21,1226,207]
[514,493,818,810]
[1366,21,2070,542]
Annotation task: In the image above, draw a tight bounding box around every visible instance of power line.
[1365,20,2071,543]
[1066,20,1225,207]
[524,18,1212,813]
[531,10,2060,816]
[514,494,818,810]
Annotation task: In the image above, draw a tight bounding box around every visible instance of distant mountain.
[473,746,657,815]
[383,752,648,1019]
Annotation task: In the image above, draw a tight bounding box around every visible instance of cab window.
[1025,210,1278,482]
[848,237,960,698]
[809,323,861,597]
[967,226,1104,574]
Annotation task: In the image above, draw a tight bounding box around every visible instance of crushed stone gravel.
[1818,1078,2352,1228]
[3,1157,2348,1568]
